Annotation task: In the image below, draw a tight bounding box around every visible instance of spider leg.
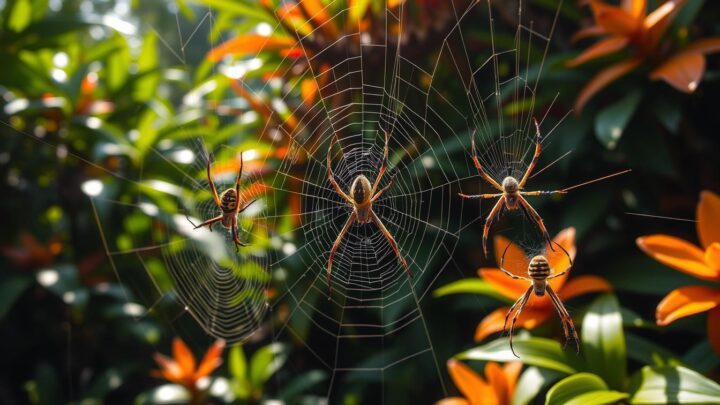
[519,190,567,196]
[547,285,580,353]
[371,130,390,195]
[230,218,247,251]
[503,288,530,334]
[499,240,531,281]
[470,135,503,191]
[234,153,244,216]
[369,209,411,278]
[519,118,542,188]
[370,174,396,203]
[327,136,354,204]
[238,199,257,214]
[508,286,533,358]
[482,196,506,258]
[327,212,357,298]
[206,158,222,208]
[190,214,223,230]
[518,195,554,251]
[458,192,503,199]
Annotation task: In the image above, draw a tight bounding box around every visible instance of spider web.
[1,0,566,401]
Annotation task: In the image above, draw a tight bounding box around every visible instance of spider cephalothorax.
[498,242,578,357]
[186,154,255,250]
[459,118,566,257]
[325,131,411,296]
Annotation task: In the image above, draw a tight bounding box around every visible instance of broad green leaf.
[581,294,626,390]
[513,366,564,405]
[191,0,273,21]
[106,34,131,92]
[229,346,250,398]
[7,0,32,32]
[249,342,288,388]
[134,33,159,102]
[456,337,581,375]
[683,341,720,374]
[626,333,682,368]
[0,276,32,321]
[433,278,511,302]
[546,373,628,405]
[629,366,720,404]
[594,90,641,149]
[278,370,327,400]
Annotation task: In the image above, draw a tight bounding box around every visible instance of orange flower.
[475,228,612,342]
[2,232,62,269]
[568,0,720,112]
[152,338,225,392]
[637,191,720,352]
[436,359,522,405]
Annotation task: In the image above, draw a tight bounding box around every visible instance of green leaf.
[594,90,641,149]
[629,366,720,404]
[278,370,327,400]
[456,337,581,375]
[106,34,131,92]
[546,373,629,405]
[191,0,273,21]
[228,345,250,398]
[433,278,511,302]
[581,294,626,390]
[513,366,564,405]
[249,342,288,389]
[7,0,32,32]
[0,276,32,321]
[133,33,159,102]
[626,333,682,368]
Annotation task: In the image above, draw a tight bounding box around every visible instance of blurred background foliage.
[1,0,719,404]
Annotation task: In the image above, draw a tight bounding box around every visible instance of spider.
[498,241,579,357]
[326,131,411,295]
[459,118,565,258]
[186,154,255,250]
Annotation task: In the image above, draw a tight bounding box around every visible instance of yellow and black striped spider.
[186,154,255,250]
[326,131,411,295]
[499,241,579,357]
[459,118,566,257]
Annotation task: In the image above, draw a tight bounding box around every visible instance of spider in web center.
[498,241,579,357]
[326,131,412,296]
[459,118,566,257]
[186,154,255,250]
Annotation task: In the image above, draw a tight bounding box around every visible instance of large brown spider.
[459,118,566,257]
[498,241,579,357]
[186,154,255,250]
[326,131,411,294]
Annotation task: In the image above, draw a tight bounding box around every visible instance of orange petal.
[697,191,720,249]
[566,36,629,67]
[683,37,720,55]
[571,25,607,42]
[503,362,523,399]
[206,34,295,62]
[650,51,705,93]
[708,307,720,354]
[475,305,552,342]
[574,57,642,113]
[656,286,720,326]
[557,275,612,300]
[637,235,719,281]
[596,8,639,36]
[621,0,646,19]
[153,353,183,381]
[643,0,686,50]
[706,244,720,272]
[172,338,196,376]
[546,228,577,291]
[447,359,498,405]
[299,0,339,38]
[485,362,510,405]
[436,398,470,405]
[195,339,225,379]
[300,78,318,107]
[480,269,531,300]
[493,235,529,275]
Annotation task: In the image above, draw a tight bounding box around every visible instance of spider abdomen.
[220,189,238,213]
[528,255,551,280]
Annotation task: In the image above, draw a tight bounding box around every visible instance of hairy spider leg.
[519,118,542,188]
[327,212,357,297]
[482,197,506,258]
[327,136,353,204]
[547,285,580,353]
[508,286,533,358]
[370,210,411,277]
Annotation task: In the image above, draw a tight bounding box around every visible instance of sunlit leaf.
[456,337,581,375]
[433,278,512,302]
[581,294,626,390]
[628,365,720,404]
[546,373,628,405]
[249,342,288,388]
